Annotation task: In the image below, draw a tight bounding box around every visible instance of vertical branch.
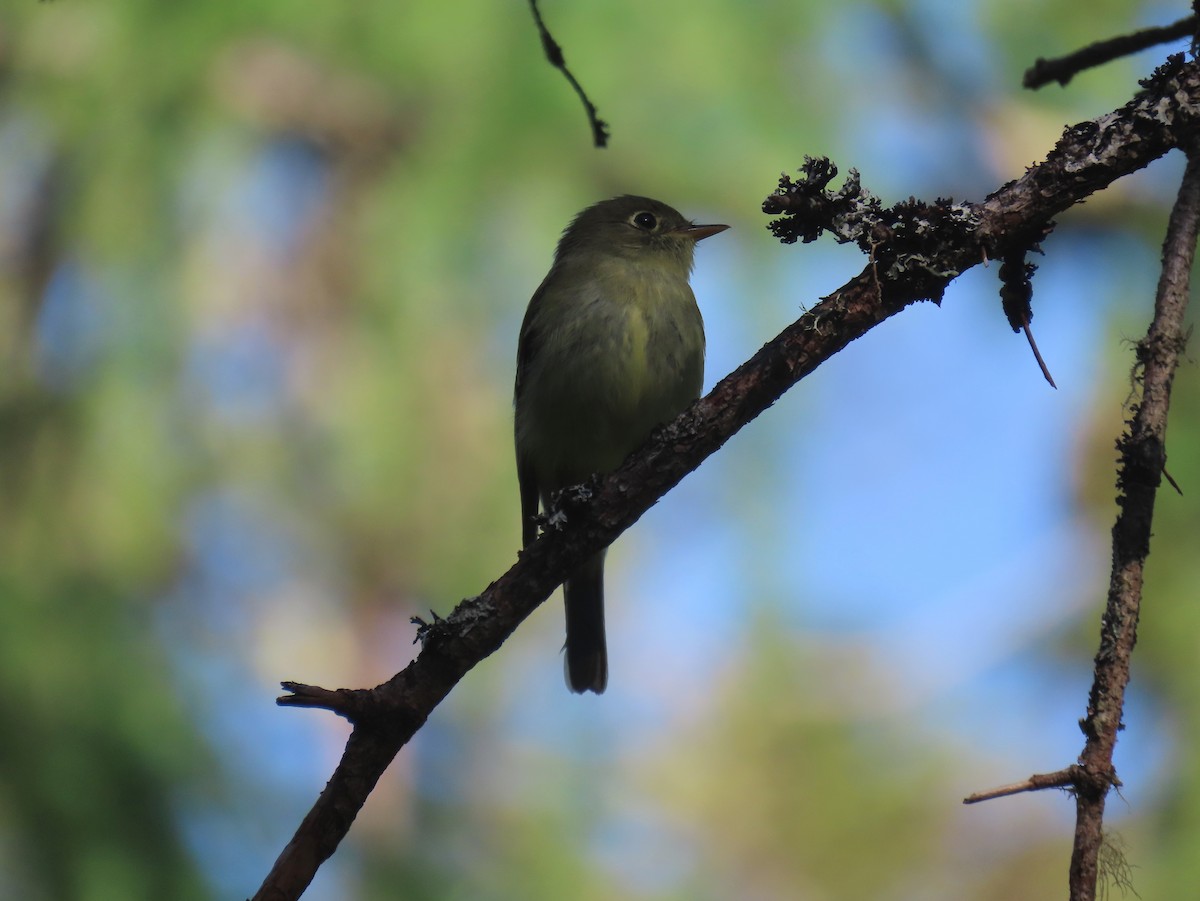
[1069,150,1200,900]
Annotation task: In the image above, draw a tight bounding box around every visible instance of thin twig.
[1022,320,1058,388]
[528,0,610,147]
[1067,150,1200,901]
[999,248,1057,388]
[1024,16,1195,89]
[1162,464,1183,495]
[963,766,1080,804]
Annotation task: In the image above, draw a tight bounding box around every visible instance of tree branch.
[251,55,1200,900]
[527,0,610,147]
[959,114,1200,901]
[963,767,1080,804]
[1067,140,1200,901]
[1024,16,1196,89]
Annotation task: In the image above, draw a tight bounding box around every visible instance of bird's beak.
[677,222,729,242]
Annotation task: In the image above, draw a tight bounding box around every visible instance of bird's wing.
[514,276,549,548]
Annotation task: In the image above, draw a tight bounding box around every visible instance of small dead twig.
[963,767,1083,804]
[528,0,610,147]
[999,246,1058,388]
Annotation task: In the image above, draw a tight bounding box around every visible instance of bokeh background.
[2,2,1198,899]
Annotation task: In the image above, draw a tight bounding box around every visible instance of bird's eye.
[632,211,657,231]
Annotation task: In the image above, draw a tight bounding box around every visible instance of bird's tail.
[563,551,608,694]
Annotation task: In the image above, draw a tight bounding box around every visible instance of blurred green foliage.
[0,2,1196,900]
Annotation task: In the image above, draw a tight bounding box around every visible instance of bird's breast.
[516,266,704,490]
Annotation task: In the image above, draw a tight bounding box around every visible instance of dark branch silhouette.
[528,0,610,147]
[250,55,1200,901]
[1067,143,1200,901]
[998,245,1058,388]
[1024,15,1196,89]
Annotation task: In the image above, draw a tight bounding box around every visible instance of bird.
[514,195,727,693]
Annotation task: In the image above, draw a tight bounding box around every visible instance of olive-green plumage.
[514,196,727,693]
